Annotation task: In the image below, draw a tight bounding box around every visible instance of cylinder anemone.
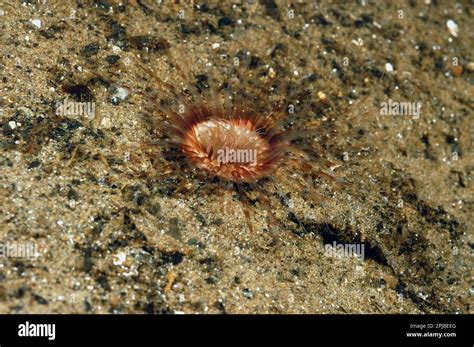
[166,103,288,182]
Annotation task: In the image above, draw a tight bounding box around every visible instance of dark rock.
[49,118,83,141]
[201,21,217,34]
[108,239,128,251]
[128,35,170,53]
[214,300,226,313]
[27,160,41,169]
[105,55,120,64]
[117,4,126,13]
[187,238,205,248]
[354,14,373,28]
[161,251,184,265]
[218,17,233,27]
[195,74,209,91]
[96,274,111,291]
[144,302,154,314]
[195,3,210,12]
[142,245,154,254]
[310,14,332,26]
[206,276,218,284]
[61,84,94,102]
[369,67,384,79]
[80,43,100,57]
[84,247,93,273]
[270,42,287,58]
[32,293,48,305]
[39,23,66,39]
[446,135,462,156]
[123,185,148,206]
[67,188,78,200]
[14,286,27,298]
[106,20,128,50]
[180,24,200,36]
[2,122,14,136]
[249,56,262,69]
[95,0,111,11]
[84,300,92,311]
[260,0,280,20]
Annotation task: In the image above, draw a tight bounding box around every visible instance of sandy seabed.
[0,0,472,314]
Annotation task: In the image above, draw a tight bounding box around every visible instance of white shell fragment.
[447,19,459,37]
[113,86,130,100]
[113,252,127,266]
[30,19,42,29]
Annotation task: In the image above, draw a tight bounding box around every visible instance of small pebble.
[317,91,327,102]
[451,65,463,77]
[268,67,276,78]
[100,117,111,127]
[18,106,34,117]
[385,62,394,73]
[243,288,254,299]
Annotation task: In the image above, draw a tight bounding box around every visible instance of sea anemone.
[125,41,372,233]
